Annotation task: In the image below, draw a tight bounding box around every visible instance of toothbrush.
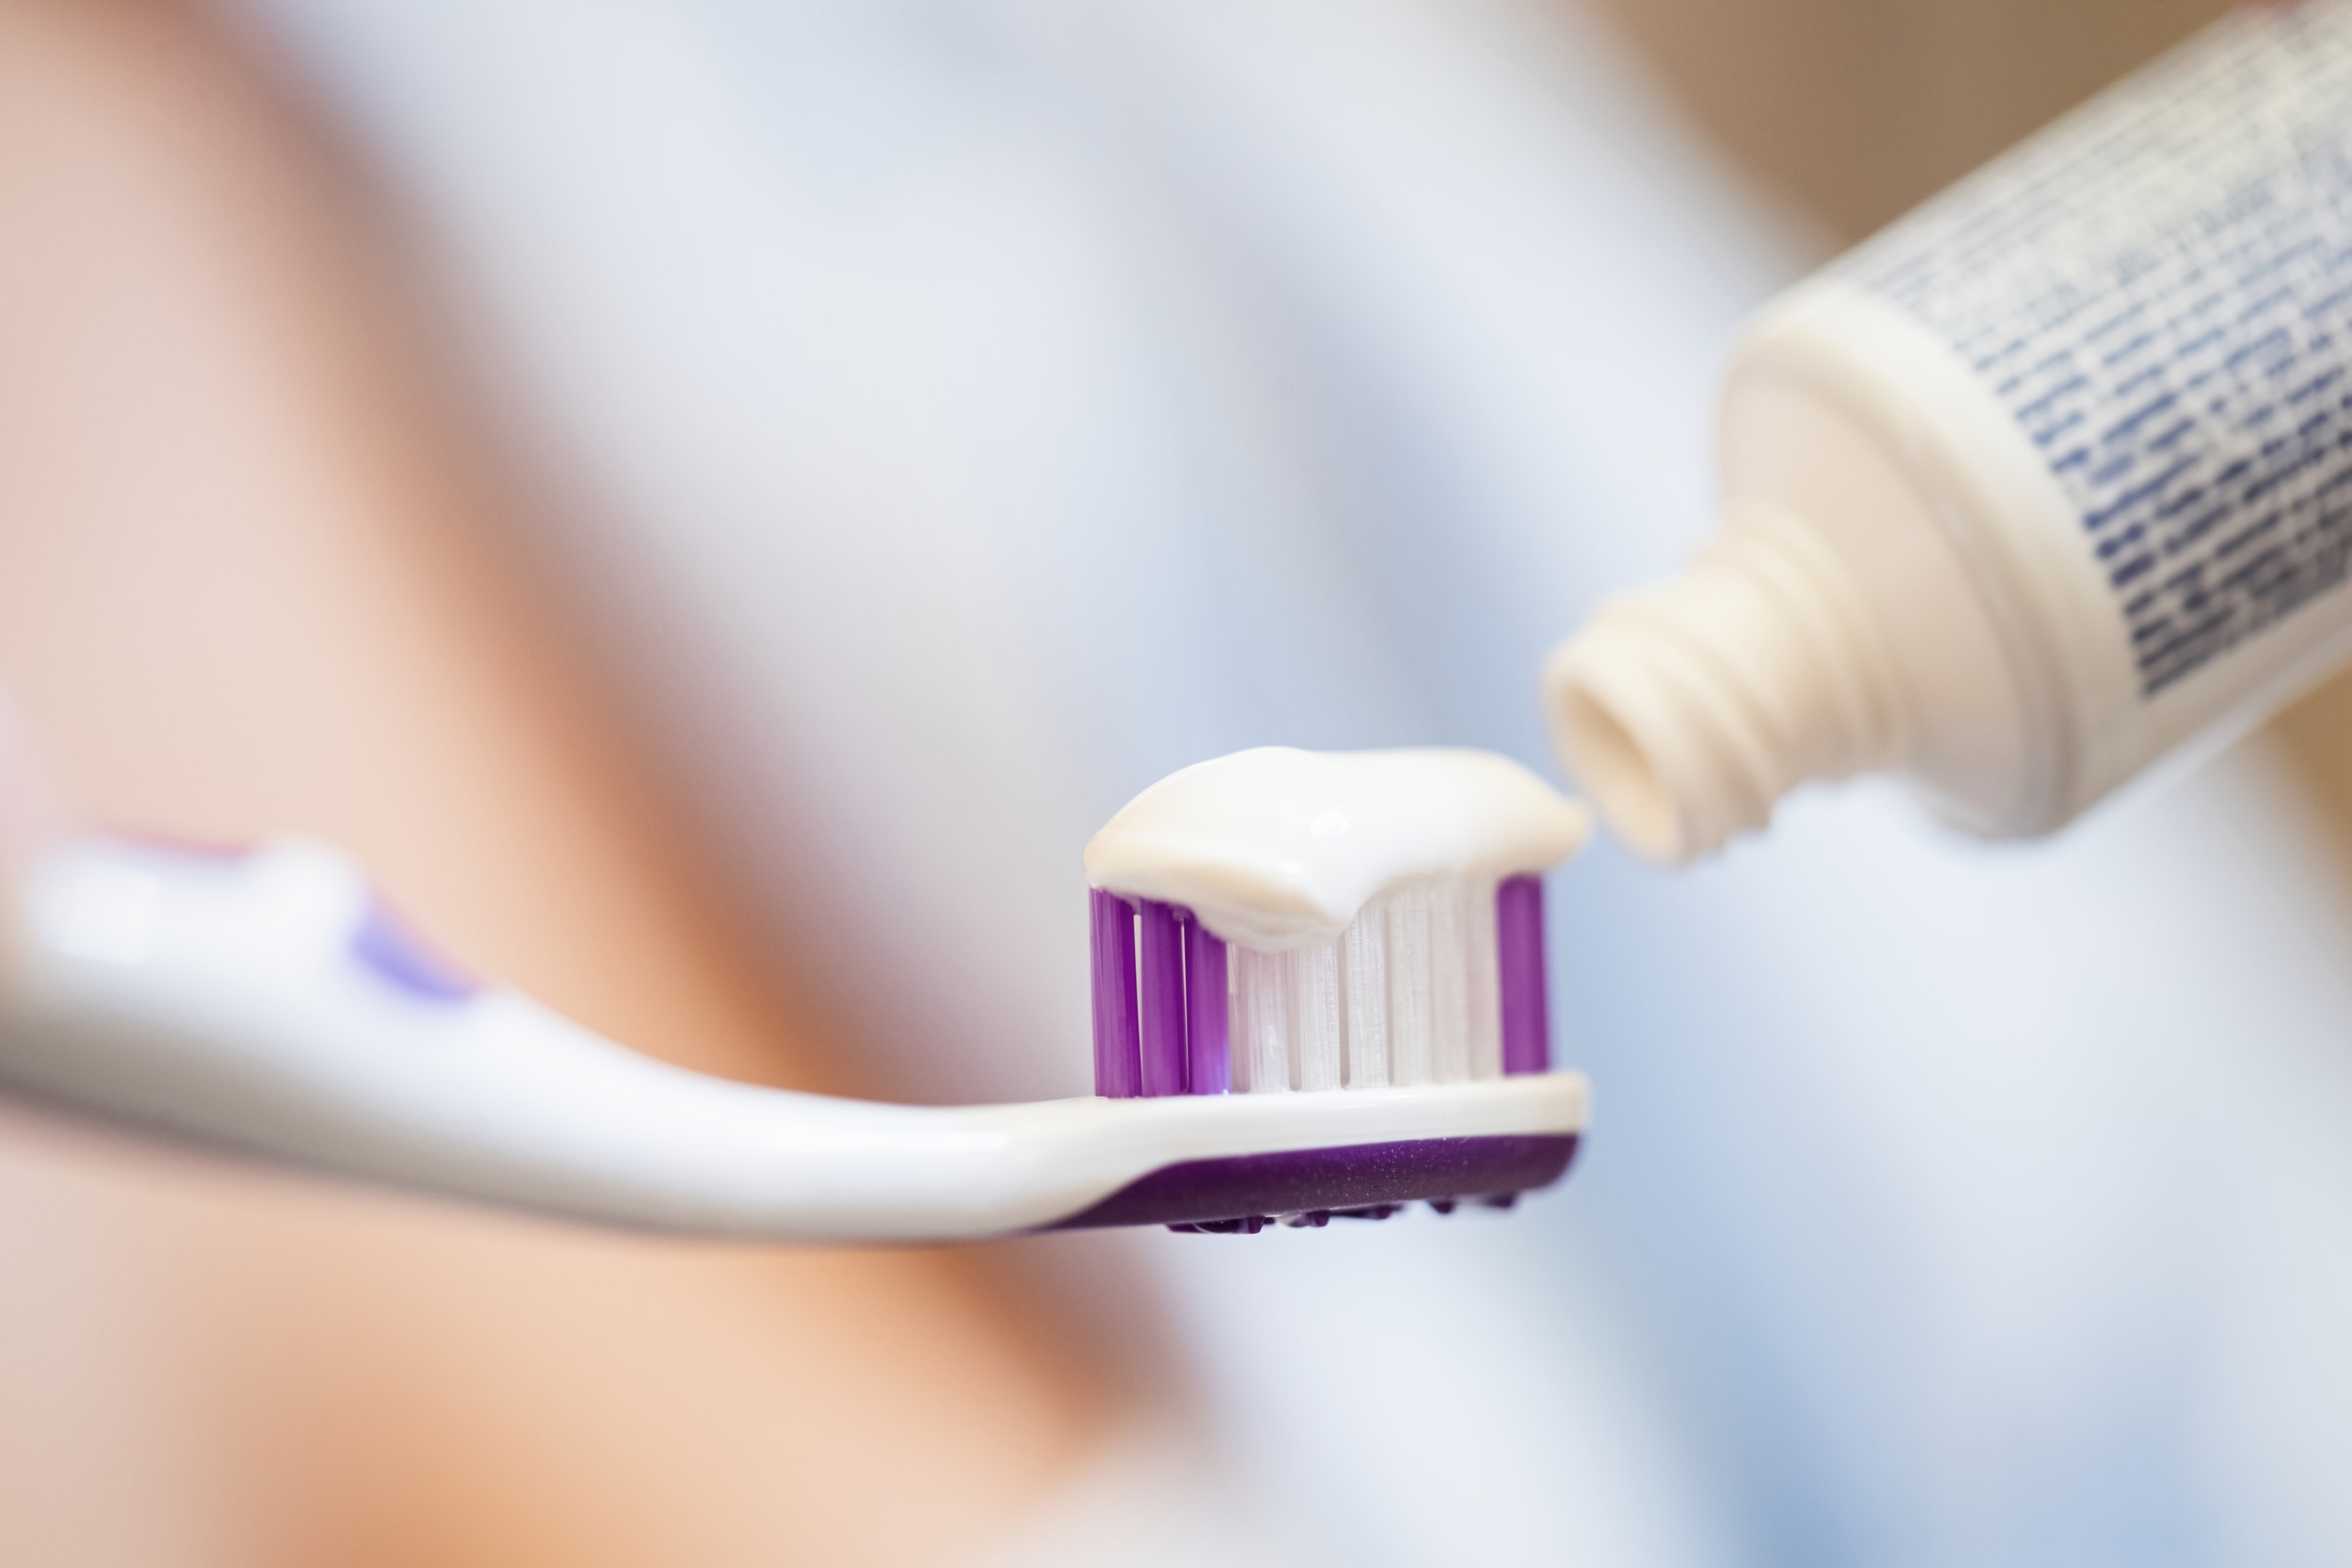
[0,753,1589,1241]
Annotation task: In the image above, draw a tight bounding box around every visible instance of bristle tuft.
[1090,873,1549,1098]
[1387,881,1434,1085]
[1222,873,1527,1095]
[1090,889,1141,1098]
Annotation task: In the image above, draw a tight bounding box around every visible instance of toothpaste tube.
[1548,3,2352,862]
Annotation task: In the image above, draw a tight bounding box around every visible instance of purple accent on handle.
[1136,899,1187,1096]
[1090,889,1142,1098]
[350,899,478,1003]
[1497,874,1551,1074]
[1046,1132,1578,1230]
[1183,915,1229,1095]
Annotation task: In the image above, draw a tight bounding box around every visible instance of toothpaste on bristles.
[1083,747,1589,1100]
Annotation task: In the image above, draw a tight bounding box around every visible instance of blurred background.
[19,0,2352,1564]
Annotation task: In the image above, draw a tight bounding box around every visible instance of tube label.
[1846,4,2352,696]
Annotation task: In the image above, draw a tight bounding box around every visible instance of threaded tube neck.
[1543,509,1900,864]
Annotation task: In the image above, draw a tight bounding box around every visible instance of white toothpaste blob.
[1083,747,1591,950]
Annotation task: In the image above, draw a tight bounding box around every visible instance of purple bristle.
[1137,899,1188,1096]
[1497,873,1549,1074]
[1097,875,1543,1098]
[1183,913,1230,1095]
[1090,889,1142,1098]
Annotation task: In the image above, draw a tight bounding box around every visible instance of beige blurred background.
[1591,0,2232,240]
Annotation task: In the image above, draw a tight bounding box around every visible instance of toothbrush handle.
[0,835,1016,1239]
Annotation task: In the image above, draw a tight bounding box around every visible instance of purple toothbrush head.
[1048,1131,1580,1232]
[1089,877,1551,1100]
[1082,871,1569,1232]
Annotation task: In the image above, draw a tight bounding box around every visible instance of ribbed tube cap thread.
[1543,508,1900,864]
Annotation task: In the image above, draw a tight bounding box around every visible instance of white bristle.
[1387,880,1434,1086]
[1231,944,1289,1093]
[1466,881,1502,1080]
[1428,877,1470,1083]
[1342,907,1389,1088]
[1295,944,1344,1091]
[1228,874,1503,1094]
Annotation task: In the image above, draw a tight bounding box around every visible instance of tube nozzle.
[1543,508,1900,864]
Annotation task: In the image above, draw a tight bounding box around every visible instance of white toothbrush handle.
[0,836,1029,1238]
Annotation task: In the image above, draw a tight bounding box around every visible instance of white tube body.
[1548,3,2352,861]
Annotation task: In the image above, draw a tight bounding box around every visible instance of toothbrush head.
[1079,748,1590,1232]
